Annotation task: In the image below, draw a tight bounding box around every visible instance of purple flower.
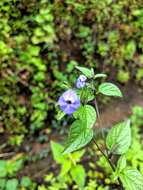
[76,75,87,88]
[58,89,80,115]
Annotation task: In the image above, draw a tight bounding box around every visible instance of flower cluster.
[58,75,87,115]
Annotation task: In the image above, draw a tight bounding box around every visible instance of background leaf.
[21,176,32,188]
[106,120,131,154]
[99,82,123,97]
[71,164,86,188]
[60,160,72,177]
[71,150,85,162]
[0,160,7,177]
[51,141,65,163]
[6,179,18,190]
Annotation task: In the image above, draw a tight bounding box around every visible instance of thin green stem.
[93,99,124,189]
[92,138,115,171]
[92,138,124,189]
[94,98,108,155]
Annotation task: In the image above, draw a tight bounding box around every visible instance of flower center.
[67,100,72,104]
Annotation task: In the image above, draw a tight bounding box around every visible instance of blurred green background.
[0,0,143,189]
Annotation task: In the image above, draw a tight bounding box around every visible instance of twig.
[0,152,15,158]
[0,143,7,150]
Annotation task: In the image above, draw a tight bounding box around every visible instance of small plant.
[51,141,85,188]
[57,66,143,189]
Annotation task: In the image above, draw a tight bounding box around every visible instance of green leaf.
[6,179,18,190]
[6,160,23,175]
[76,66,94,78]
[71,164,85,188]
[21,176,32,187]
[51,141,66,163]
[94,73,107,79]
[63,120,93,154]
[120,168,143,190]
[117,155,127,173]
[124,40,136,60]
[60,160,71,177]
[0,179,6,189]
[74,105,96,128]
[98,42,109,56]
[56,110,65,120]
[77,87,95,102]
[106,120,131,155]
[98,82,123,97]
[72,150,85,162]
[0,160,7,177]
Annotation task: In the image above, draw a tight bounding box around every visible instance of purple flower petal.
[62,89,77,103]
[58,89,80,115]
[63,105,77,115]
[76,75,87,88]
[58,96,66,105]
[71,101,80,109]
[79,75,87,82]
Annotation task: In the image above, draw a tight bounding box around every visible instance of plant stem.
[94,98,108,156]
[93,99,124,189]
[92,139,124,189]
[94,99,105,138]
[93,138,115,171]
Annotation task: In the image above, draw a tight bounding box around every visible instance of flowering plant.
[57,66,143,189]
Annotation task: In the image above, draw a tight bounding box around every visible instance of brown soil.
[95,82,143,128]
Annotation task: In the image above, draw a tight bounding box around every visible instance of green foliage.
[94,74,107,79]
[51,141,66,164]
[136,68,143,81]
[63,120,93,154]
[0,179,6,189]
[117,70,130,83]
[1,0,143,189]
[6,179,18,190]
[126,106,143,172]
[119,168,143,190]
[98,42,109,57]
[74,105,97,129]
[21,176,32,188]
[0,156,28,190]
[76,66,94,78]
[60,67,123,155]
[51,141,86,188]
[0,158,23,178]
[124,41,136,60]
[57,66,143,189]
[1,0,143,145]
[0,161,7,178]
[71,164,85,188]
[117,156,127,173]
[98,83,123,97]
[3,105,142,190]
[106,120,131,154]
